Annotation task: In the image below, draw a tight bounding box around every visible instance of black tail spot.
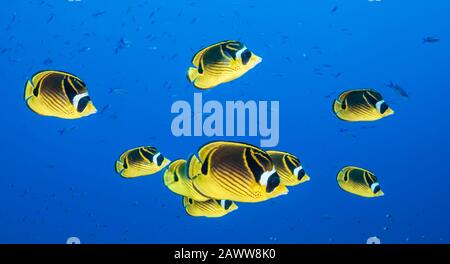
[200,153,210,175]
[341,99,347,110]
[123,157,129,169]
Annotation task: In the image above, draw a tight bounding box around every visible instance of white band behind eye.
[220,200,226,209]
[152,152,161,165]
[293,166,303,177]
[73,92,89,110]
[259,168,276,186]
[370,182,380,193]
[235,47,247,59]
[375,100,385,113]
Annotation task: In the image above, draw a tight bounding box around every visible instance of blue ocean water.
[1,0,449,244]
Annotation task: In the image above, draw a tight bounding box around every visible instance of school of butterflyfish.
[24,40,392,218]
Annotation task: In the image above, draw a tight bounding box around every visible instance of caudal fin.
[187,67,199,82]
[332,99,342,114]
[186,154,202,180]
[24,80,34,101]
[115,160,124,175]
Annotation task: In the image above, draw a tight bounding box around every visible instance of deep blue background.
[0,0,449,243]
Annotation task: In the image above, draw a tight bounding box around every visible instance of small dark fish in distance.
[46,13,55,24]
[109,88,128,95]
[387,81,409,98]
[331,6,338,13]
[43,58,53,65]
[423,37,440,43]
[99,104,110,115]
[78,47,91,53]
[92,11,106,17]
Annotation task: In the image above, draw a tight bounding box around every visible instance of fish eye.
[188,198,193,204]
[173,172,179,182]
[343,175,348,182]
[341,100,347,110]
[266,173,280,193]
[241,50,252,65]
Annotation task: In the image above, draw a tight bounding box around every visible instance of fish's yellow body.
[187,40,262,89]
[187,141,288,203]
[115,146,170,178]
[337,166,384,198]
[333,89,394,122]
[183,197,238,218]
[24,70,97,119]
[163,159,210,201]
[267,150,310,186]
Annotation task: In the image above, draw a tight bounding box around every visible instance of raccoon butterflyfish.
[337,166,384,198]
[115,146,170,178]
[187,40,262,89]
[333,89,394,122]
[24,70,97,119]
[187,141,288,203]
[163,159,210,201]
[266,150,310,187]
[182,197,238,218]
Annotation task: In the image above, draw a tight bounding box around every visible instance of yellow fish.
[183,197,238,218]
[24,70,97,119]
[337,166,384,198]
[187,40,262,89]
[333,89,394,122]
[266,150,310,186]
[187,141,288,203]
[115,146,170,178]
[163,159,210,201]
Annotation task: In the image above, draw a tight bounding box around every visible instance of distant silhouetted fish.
[387,81,409,98]
[99,104,110,115]
[92,11,106,17]
[109,88,128,95]
[423,36,440,43]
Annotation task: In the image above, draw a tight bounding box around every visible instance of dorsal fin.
[191,40,235,67]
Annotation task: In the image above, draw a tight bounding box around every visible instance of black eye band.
[77,96,91,113]
[241,50,252,65]
[266,173,280,193]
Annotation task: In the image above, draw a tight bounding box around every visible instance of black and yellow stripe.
[333,89,394,122]
[116,146,170,178]
[189,141,288,203]
[183,197,238,218]
[24,70,97,119]
[163,160,210,201]
[337,166,384,198]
